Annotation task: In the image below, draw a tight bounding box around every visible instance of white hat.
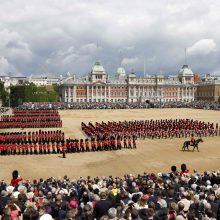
[206,180,211,185]
[40,213,53,220]
[92,184,99,190]
[157,172,162,177]
[206,185,212,190]
[12,191,20,199]
[18,185,27,193]
[191,184,197,191]
[6,186,14,194]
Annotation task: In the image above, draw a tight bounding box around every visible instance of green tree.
[9,85,57,107]
[0,82,9,106]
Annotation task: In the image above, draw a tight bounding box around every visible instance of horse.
[182,138,204,152]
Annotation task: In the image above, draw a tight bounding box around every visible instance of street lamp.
[8,88,10,108]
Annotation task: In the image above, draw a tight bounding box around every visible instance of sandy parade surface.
[0,108,220,182]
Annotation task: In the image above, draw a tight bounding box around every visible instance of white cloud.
[0,56,10,73]
[0,56,17,74]
[122,57,139,66]
[188,39,217,56]
[79,43,98,54]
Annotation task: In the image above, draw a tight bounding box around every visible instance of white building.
[59,62,196,103]
[28,76,60,86]
[202,73,220,82]
[0,75,60,89]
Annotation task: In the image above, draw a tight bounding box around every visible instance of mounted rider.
[190,133,195,145]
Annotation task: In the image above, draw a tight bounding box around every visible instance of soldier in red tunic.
[97,138,101,151]
[29,142,33,155]
[91,138,96,152]
[80,139,85,152]
[62,141,66,158]
[56,142,61,153]
[24,142,29,155]
[124,136,127,148]
[0,143,3,155]
[75,139,79,153]
[128,136,132,149]
[132,135,136,149]
[34,142,37,154]
[117,137,121,150]
[39,142,43,154]
[52,141,56,154]
[85,139,90,152]
[46,142,50,154]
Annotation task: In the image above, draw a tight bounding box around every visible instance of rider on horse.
[190,133,195,146]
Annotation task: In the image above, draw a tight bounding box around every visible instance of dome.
[178,65,193,76]
[128,72,136,77]
[92,61,105,73]
[116,67,126,76]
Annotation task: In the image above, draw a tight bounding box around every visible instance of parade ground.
[0,108,220,182]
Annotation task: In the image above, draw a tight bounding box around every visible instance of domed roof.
[92,61,105,74]
[178,65,193,76]
[116,66,126,76]
[128,72,136,77]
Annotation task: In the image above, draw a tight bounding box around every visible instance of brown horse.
[182,138,204,152]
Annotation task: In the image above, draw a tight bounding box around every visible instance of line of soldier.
[0,121,62,128]
[0,130,64,143]
[81,119,219,140]
[13,109,59,114]
[0,135,137,156]
[0,109,62,128]
[1,115,61,122]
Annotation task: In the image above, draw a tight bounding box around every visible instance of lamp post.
[8,88,11,108]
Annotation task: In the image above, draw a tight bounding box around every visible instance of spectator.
[94,192,112,219]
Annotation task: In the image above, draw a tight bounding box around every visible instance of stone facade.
[60,62,196,103]
[196,81,220,101]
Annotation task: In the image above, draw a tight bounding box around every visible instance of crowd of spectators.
[18,102,150,110]
[0,166,220,220]
[17,101,220,111]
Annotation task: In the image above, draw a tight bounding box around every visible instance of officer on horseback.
[190,133,195,146]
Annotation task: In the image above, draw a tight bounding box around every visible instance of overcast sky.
[0,0,220,77]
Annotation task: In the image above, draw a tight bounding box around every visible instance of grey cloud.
[0,0,220,76]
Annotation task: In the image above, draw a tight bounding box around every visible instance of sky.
[0,0,220,77]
